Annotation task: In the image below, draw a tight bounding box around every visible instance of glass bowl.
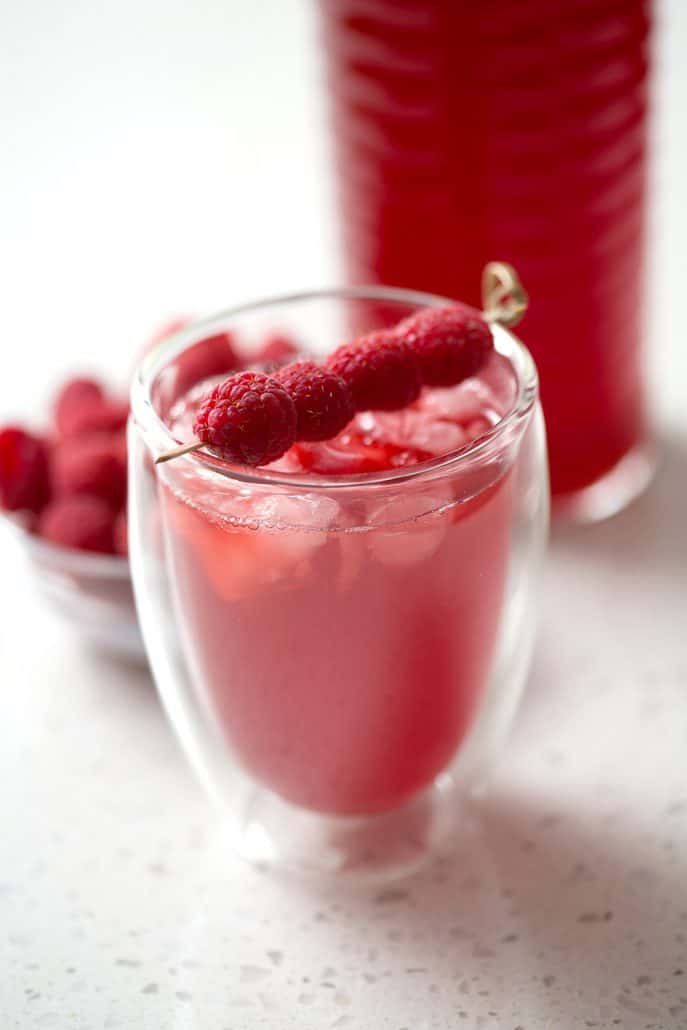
[1,512,144,661]
[129,286,549,877]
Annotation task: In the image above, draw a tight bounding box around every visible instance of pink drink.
[159,355,516,816]
[319,0,651,499]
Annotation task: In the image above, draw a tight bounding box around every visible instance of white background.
[0,1,337,413]
[1,3,687,1028]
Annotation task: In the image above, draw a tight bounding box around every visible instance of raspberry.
[54,378,105,436]
[53,435,127,510]
[254,333,300,369]
[396,304,493,387]
[274,361,354,441]
[39,495,115,554]
[327,331,421,412]
[60,397,130,438]
[0,426,51,513]
[193,371,297,466]
[114,510,128,557]
[175,332,241,396]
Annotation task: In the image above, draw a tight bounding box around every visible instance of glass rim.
[130,285,539,490]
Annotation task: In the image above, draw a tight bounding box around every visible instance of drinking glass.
[128,287,548,877]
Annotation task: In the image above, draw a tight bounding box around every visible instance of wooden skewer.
[481,261,529,328]
[155,439,204,465]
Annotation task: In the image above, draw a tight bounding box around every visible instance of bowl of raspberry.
[129,277,549,877]
[0,377,143,659]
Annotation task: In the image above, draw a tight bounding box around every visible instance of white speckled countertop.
[1,2,686,1028]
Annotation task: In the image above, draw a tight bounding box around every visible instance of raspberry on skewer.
[327,330,422,412]
[155,313,492,467]
[155,263,526,468]
[274,361,354,441]
[395,304,493,388]
[190,371,297,467]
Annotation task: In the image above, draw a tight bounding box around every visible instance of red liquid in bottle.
[319,0,651,498]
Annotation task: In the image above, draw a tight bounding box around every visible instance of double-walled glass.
[129,288,548,877]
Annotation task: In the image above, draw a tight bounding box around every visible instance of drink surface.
[319,0,651,496]
[158,357,516,814]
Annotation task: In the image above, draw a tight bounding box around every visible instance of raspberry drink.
[130,287,548,869]
[318,0,651,507]
[152,298,517,815]
[160,371,512,814]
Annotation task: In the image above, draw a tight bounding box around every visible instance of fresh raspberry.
[193,371,297,466]
[274,361,354,441]
[254,333,301,369]
[327,331,421,412]
[54,378,105,436]
[0,426,51,513]
[113,510,128,557]
[53,435,127,510]
[396,304,493,387]
[175,332,241,396]
[60,397,130,438]
[39,495,115,554]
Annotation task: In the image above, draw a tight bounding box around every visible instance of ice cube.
[251,492,340,531]
[250,492,340,563]
[371,410,467,456]
[366,486,453,567]
[417,379,497,425]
